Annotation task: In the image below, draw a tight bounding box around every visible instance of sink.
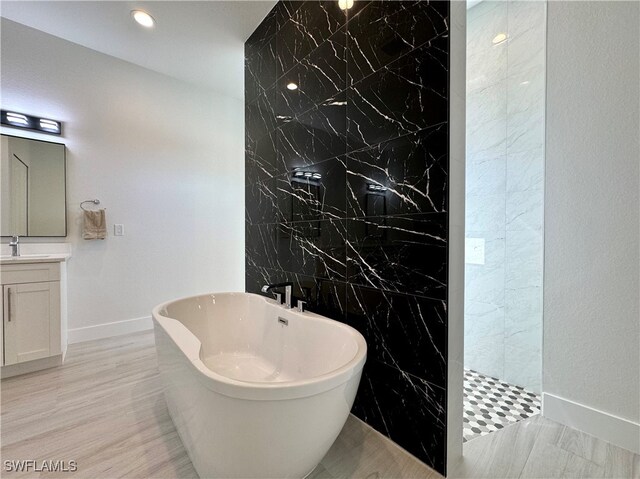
[1,254,51,260]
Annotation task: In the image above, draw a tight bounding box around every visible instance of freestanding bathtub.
[152,292,366,479]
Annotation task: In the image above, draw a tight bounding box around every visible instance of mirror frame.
[1,133,67,238]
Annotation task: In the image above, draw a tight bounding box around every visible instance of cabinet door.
[3,282,60,365]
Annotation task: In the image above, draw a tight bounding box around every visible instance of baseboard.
[543,392,640,454]
[68,316,153,344]
[1,354,62,379]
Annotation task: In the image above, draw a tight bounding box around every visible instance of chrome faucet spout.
[9,235,20,257]
[261,282,293,309]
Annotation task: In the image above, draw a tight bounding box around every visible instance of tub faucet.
[261,282,293,309]
[9,235,20,257]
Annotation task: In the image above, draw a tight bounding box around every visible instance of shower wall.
[245,1,451,473]
[465,0,545,392]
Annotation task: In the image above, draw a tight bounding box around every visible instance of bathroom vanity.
[0,133,70,377]
[0,250,70,378]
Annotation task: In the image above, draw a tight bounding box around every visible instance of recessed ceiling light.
[492,33,507,45]
[338,0,355,10]
[286,82,298,91]
[131,10,155,28]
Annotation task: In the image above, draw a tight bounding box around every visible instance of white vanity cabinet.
[0,258,68,377]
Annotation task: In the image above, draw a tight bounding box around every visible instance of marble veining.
[277,219,348,281]
[352,359,446,473]
[347,36,449,150]
[345,0,449,86]
[276,1,347,78]
[276,100,347,173]
[346,126,448,217]
[245,1,450,474]
[346,214,447,299]
[346,285,447,387]
[276,31,348,120]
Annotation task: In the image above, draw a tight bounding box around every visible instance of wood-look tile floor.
[453,414,640,479]
[0,331,437,479]
[1,331,638,479]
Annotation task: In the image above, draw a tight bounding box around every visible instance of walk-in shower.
[464,0,546,442]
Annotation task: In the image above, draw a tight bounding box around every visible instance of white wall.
[544,1,640,452]
[1,19,245,339]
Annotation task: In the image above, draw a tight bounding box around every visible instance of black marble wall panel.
[346,0,448,85]
[245,1,450,474]
[276,156,347,221]
[346,213,447,298]
[347,36,449,150]
[276,31,348,119]
[346,125,448,217]
[352,359,447,470]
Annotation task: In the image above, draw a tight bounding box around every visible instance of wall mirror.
[1,134,67,237]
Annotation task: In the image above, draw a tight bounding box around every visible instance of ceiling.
[0,1,277,99]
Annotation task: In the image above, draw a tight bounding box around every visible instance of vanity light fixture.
[286,82,298,91]
[367,184,387,192]
[492,33,507,45]
[1,110,62,136]
[131,10,155,28]
[338,0,355,10]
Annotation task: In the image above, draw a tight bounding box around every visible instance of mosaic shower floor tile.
[463,369,541,443]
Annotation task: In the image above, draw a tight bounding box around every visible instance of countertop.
[0,253,71,265]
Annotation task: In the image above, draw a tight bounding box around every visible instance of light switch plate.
[114,224,124,236]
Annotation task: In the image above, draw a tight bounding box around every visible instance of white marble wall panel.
[467,82,507,160]
[466,155,506,197]
[506,190,544,232]
[465,193,505,233]
[467,47,507,94]
[467,1,506,53]
[465,232,506,305]
[504,341,541,391]
[506,147,544,193]
[465,0,545,392]
[464,302,505,379]
[505,286,542,345]
[505,230,543,288]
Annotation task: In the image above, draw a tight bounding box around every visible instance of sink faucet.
[9,235,20,257]
[261,282,293,309]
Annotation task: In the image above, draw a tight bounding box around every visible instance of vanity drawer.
[0,262,61,284]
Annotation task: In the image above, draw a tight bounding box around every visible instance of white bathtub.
[152,292,366,479]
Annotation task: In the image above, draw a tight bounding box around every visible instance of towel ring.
[81,199,101,212]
